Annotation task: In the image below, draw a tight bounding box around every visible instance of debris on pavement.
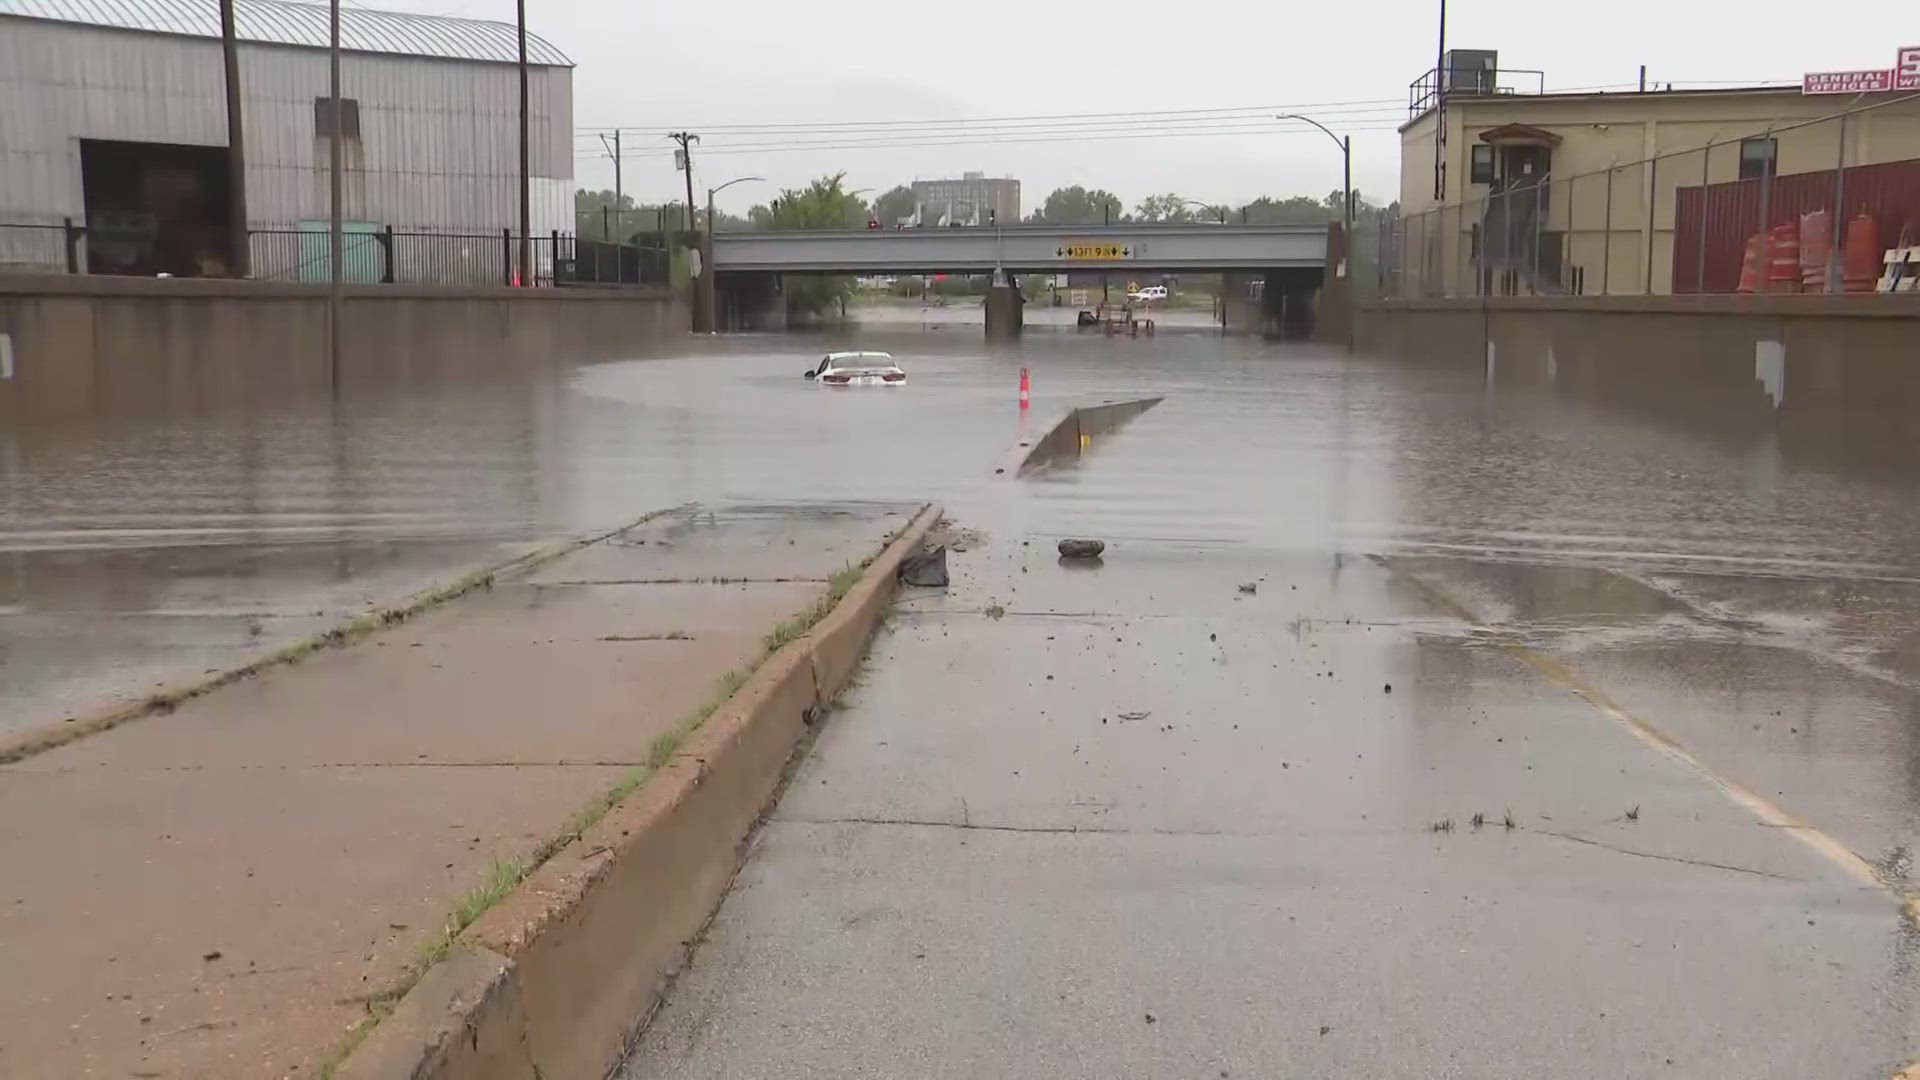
[1237,582,1257,594]
[898,545,950,587]
[1057,539,1105,559]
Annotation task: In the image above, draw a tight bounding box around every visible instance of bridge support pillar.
[985,277,1024,338]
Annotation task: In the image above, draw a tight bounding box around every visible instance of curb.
[0,505,690,767]
[334,503,943,1080]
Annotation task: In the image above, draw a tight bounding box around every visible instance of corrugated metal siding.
[0,17,571,235]
[0,0,570,65]
[1672,158,1920,293]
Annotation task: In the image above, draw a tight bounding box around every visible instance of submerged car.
[805,351,906,386]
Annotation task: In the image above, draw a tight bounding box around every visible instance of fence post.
[1644,154,1658,294]
[1694,141,1711,294]
[1828,113,1848,294]
[1565,173,1578,294]
[1502,184,1514,297]
[62,216,80,274]
[1755,128,1773,294]
[1602,165,1614,295]
[501,228,512,286]
[1532,175,1544,293]
[549,230,560,287]
[380,225,395,284]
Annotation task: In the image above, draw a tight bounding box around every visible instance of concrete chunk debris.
[1057,539,1105,559]
[898,545,949,587]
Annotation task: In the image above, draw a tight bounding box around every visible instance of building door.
[1499,145,1553,208]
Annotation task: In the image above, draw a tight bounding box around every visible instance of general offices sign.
[1803,45,1920,94]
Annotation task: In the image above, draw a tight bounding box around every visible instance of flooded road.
[9,309,1920,1071]
[7,315,1919,737]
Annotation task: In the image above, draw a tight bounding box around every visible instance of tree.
[1236,195,1331,225]
[747,173,869,321]
[873,185,918,227]
[1133,193,1184,222]
[1029,185,1125,225]
[574,188,636,240]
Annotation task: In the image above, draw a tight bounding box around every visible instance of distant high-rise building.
[909,171,1020,226]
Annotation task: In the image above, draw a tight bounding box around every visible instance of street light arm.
[1276,113,1346,154]
[709,175,765,198]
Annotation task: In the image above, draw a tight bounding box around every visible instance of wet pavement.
[0,502,913,1078]
[9,308,1920,1073]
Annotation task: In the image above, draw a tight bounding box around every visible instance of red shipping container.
[1672,157,1920,294]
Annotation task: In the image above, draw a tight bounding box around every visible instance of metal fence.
[0,221,668,287]
[1377,91,1920,299]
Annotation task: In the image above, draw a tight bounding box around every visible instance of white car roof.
[825,351,894,362]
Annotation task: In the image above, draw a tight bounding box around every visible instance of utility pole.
[327,0,342,389]
[516,0,530,285]
[669,132,699,232]
[596,130,624,241]
[219,0,248,276]
[1433,0,1448,202]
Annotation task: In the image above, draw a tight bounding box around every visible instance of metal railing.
[0,221,669,288]
[1376,91,1920,299]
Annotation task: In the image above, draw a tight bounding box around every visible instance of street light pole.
[327,0,342,388]
[704,176,764,333]
[219,0,247,276]
[516,0,529,285]
[1276,114,1353,242]
[1175,198,1228,223]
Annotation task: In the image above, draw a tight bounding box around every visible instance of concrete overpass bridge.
[701,223,1346,336]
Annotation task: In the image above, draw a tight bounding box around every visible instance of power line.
[572,122,1411,164]
[573,96,1407,136]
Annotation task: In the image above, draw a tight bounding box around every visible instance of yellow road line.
[1390,561,1891,894]
[1393,558,1920,1076]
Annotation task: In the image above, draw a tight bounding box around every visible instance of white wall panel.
[0,17,573,234]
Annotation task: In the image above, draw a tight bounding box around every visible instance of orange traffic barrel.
[1843,211,1881,292]
[1799,209,1832,292]
[1736,234,1763,293]
[1765,222,1801,293]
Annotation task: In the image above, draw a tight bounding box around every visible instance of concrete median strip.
[0,505,692,767]
[331,503,942,1080]
[1002,396,1164,477]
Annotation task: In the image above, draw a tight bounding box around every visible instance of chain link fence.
[0,220,670,288]
[1377,92,1920,298]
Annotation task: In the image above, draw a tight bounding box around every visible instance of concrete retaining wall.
[1353,294,1920,474]
[1355,294,1920,365]
[335,504,942,1080]
[0,275,690,417]
[1016,397,1164,476]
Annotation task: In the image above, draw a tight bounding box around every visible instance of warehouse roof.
[0,0,572,65]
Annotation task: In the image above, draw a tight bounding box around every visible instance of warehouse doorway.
[79,139,236,277]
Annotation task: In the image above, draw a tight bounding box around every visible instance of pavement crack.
[776,814,1222,837]
[1526,827,1800,881]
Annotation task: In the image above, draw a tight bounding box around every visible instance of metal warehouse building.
[0,0,573,280]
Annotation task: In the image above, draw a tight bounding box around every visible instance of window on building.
[1470,144,1496,185]
[1739,137,1777,180]
[314,98,362,141]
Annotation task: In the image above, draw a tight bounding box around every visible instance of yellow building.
[1395,54,1920,296]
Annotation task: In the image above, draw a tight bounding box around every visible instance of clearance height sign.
[1803,45,1920,93]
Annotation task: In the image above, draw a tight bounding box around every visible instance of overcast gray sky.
[373,0,1909,215]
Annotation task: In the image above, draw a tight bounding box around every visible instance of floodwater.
[11,308,1920,1073]
[7,311,1920,738]
[6,313,1920,733]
